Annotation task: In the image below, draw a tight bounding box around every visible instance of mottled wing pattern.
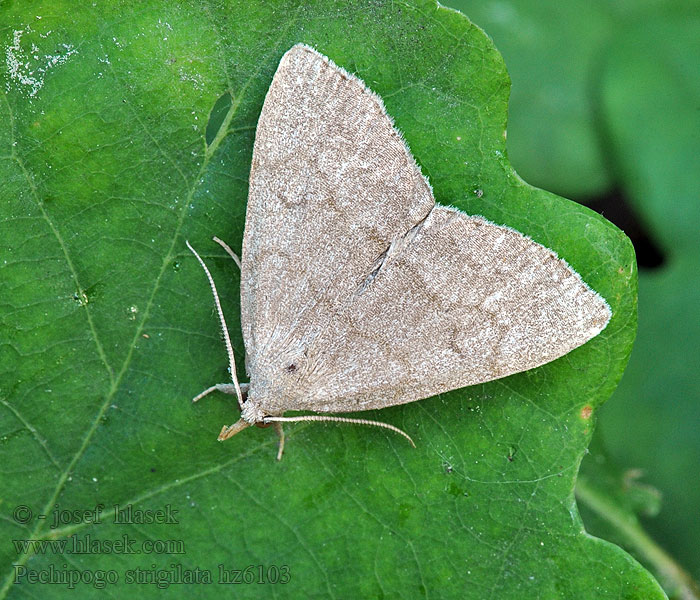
[241,44,611,416]
[296,206,611,412]
[241,44,433,366]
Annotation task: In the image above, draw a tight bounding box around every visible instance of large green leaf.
[0,2,662,598]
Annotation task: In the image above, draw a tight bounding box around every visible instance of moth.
[187,44,611,459]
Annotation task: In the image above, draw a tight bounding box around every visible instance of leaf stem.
[576,477,700,600]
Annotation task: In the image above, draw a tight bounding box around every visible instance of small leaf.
[445,0,698,198]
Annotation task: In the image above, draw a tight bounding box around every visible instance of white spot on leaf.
[5,27,78,98]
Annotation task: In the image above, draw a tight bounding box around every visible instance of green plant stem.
[576,477,700,600]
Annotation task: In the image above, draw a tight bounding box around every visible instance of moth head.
[215,401,269,443]
[240,400,265,424]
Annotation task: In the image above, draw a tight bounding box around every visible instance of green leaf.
[577,437,700,600]
[444,0,699,199]
[0,2,662,598]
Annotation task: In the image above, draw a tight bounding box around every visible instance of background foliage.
[1,0,688,597]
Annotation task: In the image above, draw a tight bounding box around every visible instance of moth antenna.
[263,415,416,447]
[212,236,242,270]
[186,240,244,411]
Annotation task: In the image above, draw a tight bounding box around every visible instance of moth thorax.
[240,401,266,425]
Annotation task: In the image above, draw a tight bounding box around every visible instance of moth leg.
[274,422,286,461]
[192,383,249,403]
[212,236,241,270]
